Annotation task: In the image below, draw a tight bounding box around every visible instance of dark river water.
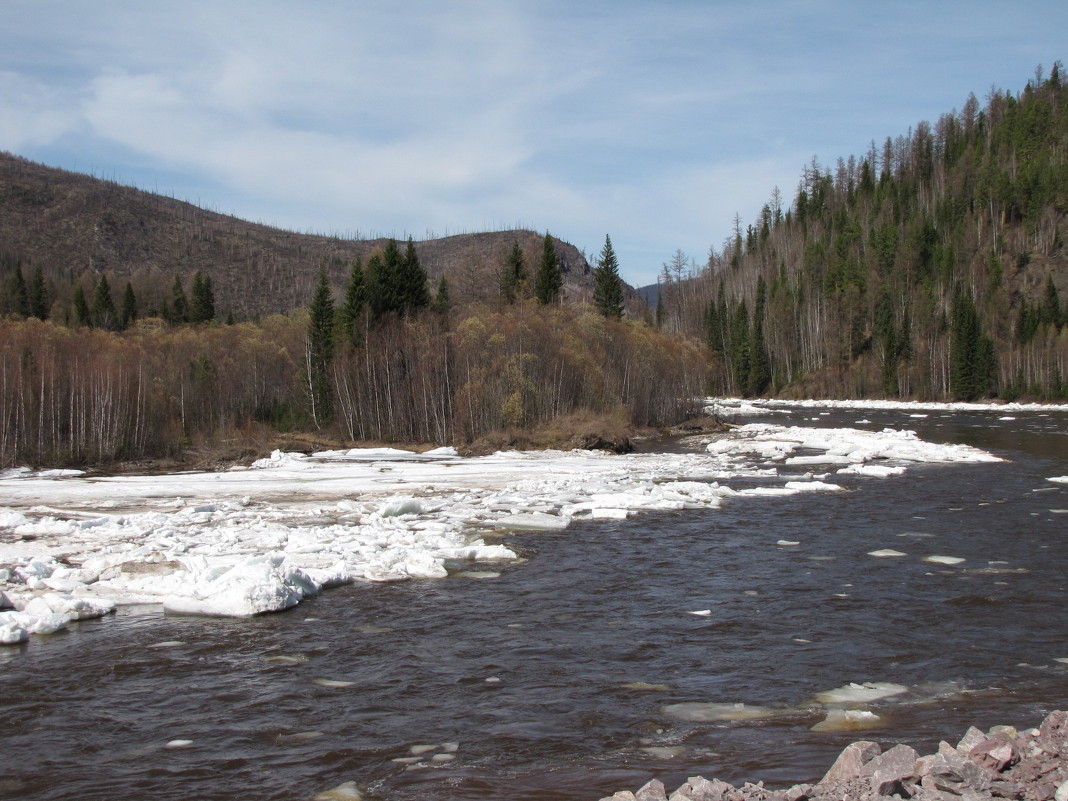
[3,408,1068,801]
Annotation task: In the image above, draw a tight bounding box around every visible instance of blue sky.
[2,1,1065,287]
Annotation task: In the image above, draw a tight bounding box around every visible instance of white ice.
[0,423,1004,638]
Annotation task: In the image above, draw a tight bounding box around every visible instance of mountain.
[0,152,598,318]
[661,64,1068,401]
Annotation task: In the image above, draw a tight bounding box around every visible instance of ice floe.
[0,423,1006,638]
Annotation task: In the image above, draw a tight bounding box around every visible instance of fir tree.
[92,275,118,330]
[592,234,625,318]
[120,282,138,329]
[29,266,48,320]
[307,269,336,427]
[71,285,91,327]
[1042,274,1062,328]
[501,240,527,303]
[534,233,562,305]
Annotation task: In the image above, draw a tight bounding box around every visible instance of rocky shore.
[602,711,1068,801]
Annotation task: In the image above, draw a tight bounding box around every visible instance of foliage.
[675,64,1068,400]
[534,233,562,305]
[593,235,625,318]
[307,269,336,427]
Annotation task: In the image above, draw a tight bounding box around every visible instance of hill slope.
[662,65,1068,401]
[0,152,596,318]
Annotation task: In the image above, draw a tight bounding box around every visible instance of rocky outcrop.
[601,711,1068,801]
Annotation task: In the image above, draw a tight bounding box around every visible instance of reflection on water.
[2,409,1068,801]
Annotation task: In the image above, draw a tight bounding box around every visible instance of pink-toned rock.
[970,737,1021,772]
[636,780,668,801]
[820,740,883,785]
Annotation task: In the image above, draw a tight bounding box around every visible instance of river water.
[2,408,1067,801]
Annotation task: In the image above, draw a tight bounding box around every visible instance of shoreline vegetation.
[0,305,707,471]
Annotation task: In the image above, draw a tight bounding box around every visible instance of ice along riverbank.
[0,399,1023,643]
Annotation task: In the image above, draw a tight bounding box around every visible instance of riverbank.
[602,710,1068,801]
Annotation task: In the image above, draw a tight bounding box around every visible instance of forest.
[0,234,700,468]
[2,65,1068,468]
[659,63,1068,401]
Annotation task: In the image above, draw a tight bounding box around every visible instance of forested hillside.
[0,152,603,320]
[663,64,1068,401]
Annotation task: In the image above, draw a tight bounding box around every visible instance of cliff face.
[0,152,594,316]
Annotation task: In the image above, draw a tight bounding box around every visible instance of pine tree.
[592,234,625,318]
[28,266,48,320]
[120,282,138,329]
[92,275,117,330]
[501,240,527,303]
[1042,274,1062,328]
[534,233,562,305]
[339,258,366,345]
[307,269,336,427]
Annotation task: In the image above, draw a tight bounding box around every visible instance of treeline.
[663,63,1068,401]
[0,254,224,328]
[0,237,699,467]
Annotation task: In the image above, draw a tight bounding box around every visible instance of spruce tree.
[501,240,527,304]
[92,275,117,330]
[399,237,431,312]
[28,266,48,319]
[431,275,450,314]
[730,299,751,394]
[190,271,215,323]
[170,275,189,324]
[11,266,30,317]
[72,285,91,327]
[120,282,138,330]
[592,234,625,318]
[534,233,562,305]
[747,277,771,395]
[339,257,366,345]
[307,269,336,427]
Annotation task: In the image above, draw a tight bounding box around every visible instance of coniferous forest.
[670,64,1068,401]
[2,65,1068,468]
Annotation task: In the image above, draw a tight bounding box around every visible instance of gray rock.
[601,793,638,801]
[959,728,991,756]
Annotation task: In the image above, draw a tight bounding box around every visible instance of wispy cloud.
[2,0,1066,283]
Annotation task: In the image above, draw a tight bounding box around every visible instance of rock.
[636,780,668,801]
[669,777,739,801]
[820,741,883,785]
[601,793,638,801]
[1054,780,1068,801]
[959,727,991,755]
[862,743,921,795]
[971,738,1021,772]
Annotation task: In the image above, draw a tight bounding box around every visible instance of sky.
[2,1,1066,287]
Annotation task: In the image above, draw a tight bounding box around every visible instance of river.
[2,406,1067,800]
